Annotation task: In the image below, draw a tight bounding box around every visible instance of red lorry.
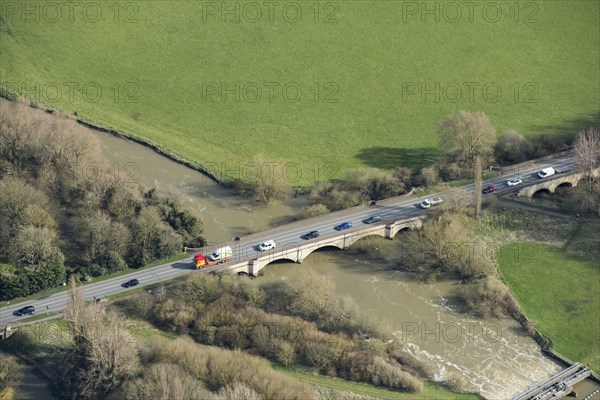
[194,246,233,269]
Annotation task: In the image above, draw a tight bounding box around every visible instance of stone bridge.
[517,168,600,198]
[227,216,424,276]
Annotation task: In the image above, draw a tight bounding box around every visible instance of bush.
[437,162,470,181]
[365,357,423,392]
[117,362,213,400]
[97,251,127,273]
[417,166,439,187]
[444,371,469,393]
[0,261,66,301]
[88,264,107,277]
[154,336,316,399]
[458,276,513,318]
[299,204,329,219]
[494,130,530,164]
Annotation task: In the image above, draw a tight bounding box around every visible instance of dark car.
[482,185,497,194]
[334,222,352,231]
[122,279,140,288]
[302,230,320,240]
[13,305,35,316]
[363,216,381,224]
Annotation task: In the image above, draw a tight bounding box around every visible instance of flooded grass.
[498,243,600,372]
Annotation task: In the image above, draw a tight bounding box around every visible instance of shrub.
[117,363,213,400]
[215,383,262,400]
[458,276,512,318]
[88,264,107,277]
[365,357,423,392]
[184,272,222,304]
[437,162,469,181]
[494,130,530,164]
[444,371,469,393]
[97,251,127,273]
[299,204,329,219]
[417,166,439,187]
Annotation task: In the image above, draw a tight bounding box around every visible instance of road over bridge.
[0,150,591,327]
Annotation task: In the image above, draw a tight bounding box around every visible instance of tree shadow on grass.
[526,112,600,136]
[356,147,443,170]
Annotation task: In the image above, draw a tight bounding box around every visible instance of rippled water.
[259,244,562,400]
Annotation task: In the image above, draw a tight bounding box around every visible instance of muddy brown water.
[94,130,310,244]
[93,126,561,399]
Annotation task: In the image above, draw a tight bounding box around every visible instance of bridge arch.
[532,188,552,197]
[393,226,412,238]
[555,181,573,189]
[227,216,426,276]
[297,243,344,264]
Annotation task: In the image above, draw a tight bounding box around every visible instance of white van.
[208,246,233,261]
[538,167,556,179]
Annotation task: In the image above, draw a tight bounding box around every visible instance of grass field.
[0,1,598,186]
[276,366,483,400]
[498,243,600,372]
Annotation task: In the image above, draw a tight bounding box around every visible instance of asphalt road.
[0,153,580,326]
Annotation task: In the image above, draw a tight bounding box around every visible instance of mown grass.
[1,2,598,186]
[498,243,600,372]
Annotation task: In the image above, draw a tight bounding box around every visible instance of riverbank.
[0,348,57,400]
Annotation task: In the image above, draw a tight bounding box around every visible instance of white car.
[507,178,523,187]
[257,240,276,251]
[420,197,443,209]
[538,167,556,178]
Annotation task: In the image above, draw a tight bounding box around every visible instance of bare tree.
[573,128,600,214]
[59,279,140,400]
[437,111,497,216]
[574,127,600,179]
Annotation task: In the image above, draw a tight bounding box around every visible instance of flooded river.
[95,130,310,244]
[94,128,562,399]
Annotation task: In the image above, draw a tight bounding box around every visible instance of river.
[94,127,561,399]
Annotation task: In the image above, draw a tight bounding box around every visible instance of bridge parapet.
[227,215,424,276]
[517,168,600,198]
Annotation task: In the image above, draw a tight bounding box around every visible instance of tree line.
[0,102,206,300]
[230,111,598,220]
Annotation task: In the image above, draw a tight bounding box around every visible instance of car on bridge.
[122,279,140,288]
[420,198,443,209]
[13,305,35,316]
[334,222,352,230]
[538,167,556,178]
[301,230,320,240]
[507,178,523,186]
[363,216,381,224]
[482,185,497,194]
[257,240,276,251]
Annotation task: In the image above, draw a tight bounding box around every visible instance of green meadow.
[498,243,600,372]
[1,1,598,185]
